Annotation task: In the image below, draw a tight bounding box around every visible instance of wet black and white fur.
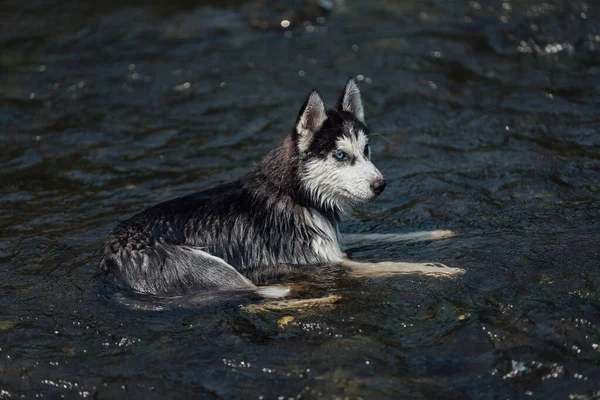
[101,79,462,299]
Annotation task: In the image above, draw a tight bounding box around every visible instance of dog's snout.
[370,178,387,196]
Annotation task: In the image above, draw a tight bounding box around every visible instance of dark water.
[2,0,600,398]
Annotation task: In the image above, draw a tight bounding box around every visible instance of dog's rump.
[101,241,257,296]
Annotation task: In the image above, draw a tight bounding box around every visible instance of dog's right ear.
[337,78,364,123]
[294,90,327,153]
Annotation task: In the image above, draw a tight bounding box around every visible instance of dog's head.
[293,79,386,212]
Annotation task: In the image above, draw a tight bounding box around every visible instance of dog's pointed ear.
[336,78,364,123]
[294,90,327,153]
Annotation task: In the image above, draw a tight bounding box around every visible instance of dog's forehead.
[309,111,369,154]
[336,121,368,154]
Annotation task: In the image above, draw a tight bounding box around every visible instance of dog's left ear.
[294,90,327,153]
[336,78,365,123]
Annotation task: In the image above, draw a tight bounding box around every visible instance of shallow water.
[1,0,600,398]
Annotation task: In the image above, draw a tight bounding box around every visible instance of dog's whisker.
[370,132,393,144]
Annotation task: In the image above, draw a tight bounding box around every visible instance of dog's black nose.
[370,178,387,196]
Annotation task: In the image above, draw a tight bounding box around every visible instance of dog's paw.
[420,262,465,276]
[428,230,455,240]
[255,285,291,299]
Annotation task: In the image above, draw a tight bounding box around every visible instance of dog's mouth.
[340,188,378,203]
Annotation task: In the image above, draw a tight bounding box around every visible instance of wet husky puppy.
[101,79,461,298]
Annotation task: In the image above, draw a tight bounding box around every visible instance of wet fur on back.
[101,79,386,296]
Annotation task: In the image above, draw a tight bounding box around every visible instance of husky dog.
[101,79,461,299]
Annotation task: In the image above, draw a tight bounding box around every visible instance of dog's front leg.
[341,258,465,278]
[342,230,454,248]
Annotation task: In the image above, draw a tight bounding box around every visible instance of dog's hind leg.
[342,230,454,248]
[180,247,291,298]
[341,258,465,278]
[104,244,289,298]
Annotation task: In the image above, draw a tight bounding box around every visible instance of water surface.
[1,0,600,398]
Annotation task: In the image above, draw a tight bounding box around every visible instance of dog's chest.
[303,210,344,263]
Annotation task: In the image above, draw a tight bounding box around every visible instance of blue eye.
[335,151,346,160]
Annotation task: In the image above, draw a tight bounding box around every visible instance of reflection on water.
[1,0,600,398]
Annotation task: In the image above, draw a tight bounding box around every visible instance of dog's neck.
[242,135,340,220]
